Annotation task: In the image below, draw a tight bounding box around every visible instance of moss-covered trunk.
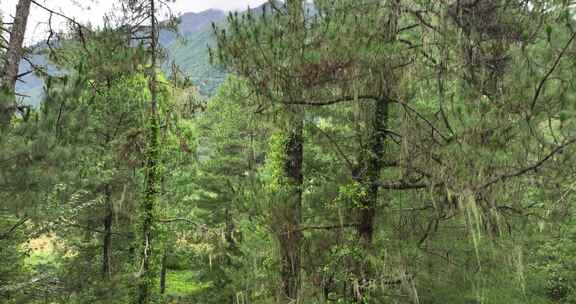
[353,97,389,302]
[135,1,161,303]
[357,97,389,245]
[275,106,304,303]
[136,92,160,304]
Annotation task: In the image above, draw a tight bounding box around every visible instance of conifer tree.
[213,1,309,301]
[134,0,164,302]
[1,1,576,303]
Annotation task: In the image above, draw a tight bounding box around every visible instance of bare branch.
[529,30,576,112]
[480,137,576,190]
[0,217,28,240]
[282,95,379,106]
[297,224,358,232]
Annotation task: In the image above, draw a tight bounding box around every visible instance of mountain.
[162,9,227,96]
[158,9,225,46]
[179,9,226,37]
[16,53,46,104]
[16,8,227,106]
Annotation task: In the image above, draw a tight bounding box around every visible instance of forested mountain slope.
[16,8,227,105]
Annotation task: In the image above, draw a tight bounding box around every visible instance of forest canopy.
[1,0,576,303]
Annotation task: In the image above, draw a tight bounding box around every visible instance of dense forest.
[1,0,576,303]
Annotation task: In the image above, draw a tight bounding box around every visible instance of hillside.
[16,8,227,105]
[164,9,227,96]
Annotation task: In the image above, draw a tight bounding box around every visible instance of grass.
[165,270,210,297]
[24,234,59,268]
[23,234,208,302]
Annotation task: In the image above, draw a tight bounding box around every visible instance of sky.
[0,0,268,43]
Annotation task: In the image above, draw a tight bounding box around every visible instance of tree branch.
[480,137,576,190]
[529,30,576,112]
[0,217,28,240]
[297,223,358,232]
[282,95,379,106]
[376,180,432,190]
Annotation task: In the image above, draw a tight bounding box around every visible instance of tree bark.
[277,106,304,303]
[357,97,389,245]
[135,1,160,303]
[159,247,167,294]
[353,97,389,302]
[102,186,113,279]
[0,0,31,126]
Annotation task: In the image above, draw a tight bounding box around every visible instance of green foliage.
[167,27,227,96]
[2,1,576,304]
[165,270,209,297]
[0,218,29,303]
[529,202,576,303]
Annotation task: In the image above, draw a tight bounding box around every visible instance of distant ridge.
[17,8,228,105]
[16,2,301,104]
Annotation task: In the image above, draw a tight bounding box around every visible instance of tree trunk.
[0,0,31,126]
[357,97,389,245]
[159,247,167,294]
[102,186,113,279]
[353,97,389,302]
[276,106,304,303]
[135,1,161,303]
